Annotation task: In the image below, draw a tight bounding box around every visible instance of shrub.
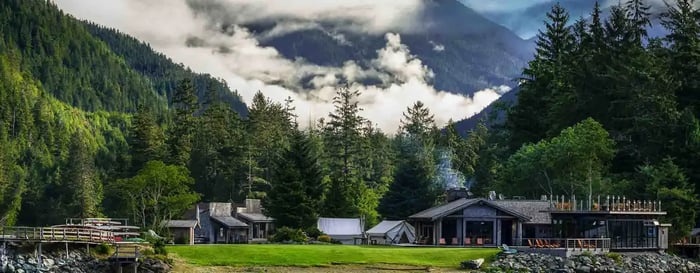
[330,238,343,244]
[94,243,112,255]
[152,238,168,255]
[305,227,323,239]
[317,235,332,243]
[606,252,622,264]
[141,248,155,256]
[270,227,307,243]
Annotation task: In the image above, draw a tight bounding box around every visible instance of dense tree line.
[2,0,700,243]
[477,0,700,241]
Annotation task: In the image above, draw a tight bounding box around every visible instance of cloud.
[459,0,554,13]
[54,0,509,132]
[429,41,445,52]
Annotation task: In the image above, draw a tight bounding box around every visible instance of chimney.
[446,187,471,203]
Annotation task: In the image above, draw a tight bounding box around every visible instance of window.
[465,221,494,245]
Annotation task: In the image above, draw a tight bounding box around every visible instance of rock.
[43,258,54,267]
[575,265,591,273]
[460,258,484,269]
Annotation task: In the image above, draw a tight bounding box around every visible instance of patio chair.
[439,238,446,245]
[499,244,518,254]
[527,239,536,248]
[577,239,595,249]
[545,239,560,248]
[451,237,458,245]
[464,237,471,245]
[476,238,484,245]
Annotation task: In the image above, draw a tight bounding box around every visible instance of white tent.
[317,217,364,245]
[366,220,416,245]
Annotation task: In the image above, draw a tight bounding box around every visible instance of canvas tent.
[317,217,364,245]
[366,220,416,245]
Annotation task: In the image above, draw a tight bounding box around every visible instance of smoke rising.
[55,0,511,132]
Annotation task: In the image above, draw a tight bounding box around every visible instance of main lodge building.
[408,188,670,254]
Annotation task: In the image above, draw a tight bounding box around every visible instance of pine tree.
[662,0,700,113]
[400,101,436,141]
[625,0,652,45]
[167,78,197,166]
[264,129,324,229]
[64,132,102,218]
[323,87,365,218]
[378,134,437,220]
[129,105,165,173]
[508,3,575,148]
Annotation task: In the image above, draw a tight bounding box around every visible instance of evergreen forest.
[1,0,699,242]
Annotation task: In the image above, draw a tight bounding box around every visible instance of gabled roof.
[211,216,248,228]
[237,212,274,223]
[366,220,403,235]
[492,200,552,224]
[408,198,531,222]
[162,220,198,228]
[317,217,363,236]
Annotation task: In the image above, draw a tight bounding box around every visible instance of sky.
[52,0,518,132]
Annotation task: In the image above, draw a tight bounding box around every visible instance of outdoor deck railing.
[65,218,129,226]
[0,226,115,244]
[521,238,611,251]
[548,195,663,213]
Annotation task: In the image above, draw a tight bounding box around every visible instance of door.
[501,220,513,246]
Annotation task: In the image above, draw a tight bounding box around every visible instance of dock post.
[118,263,122,273]
[37,243,42,268]
[133,262,138,273]
[65,242,69,259]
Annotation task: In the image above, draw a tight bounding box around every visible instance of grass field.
[167,244,499,268]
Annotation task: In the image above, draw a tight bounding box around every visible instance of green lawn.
[167,244,499,268]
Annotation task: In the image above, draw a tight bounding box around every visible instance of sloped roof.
[317,217,363,236]
[408,198,531,221]
[366,220,403,235]
[492,200,552,224]
[162,220,198,228]
[211,216,248,228]
[237,212,274,222]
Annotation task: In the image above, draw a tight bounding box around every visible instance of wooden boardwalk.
[0,226,114,244]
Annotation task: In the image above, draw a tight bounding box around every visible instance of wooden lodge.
[408,189,670,256]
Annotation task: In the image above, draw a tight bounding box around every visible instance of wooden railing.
[549,195,663,212]
[0,227,114,244]
[522,238,611,251]
[111,245,140,261]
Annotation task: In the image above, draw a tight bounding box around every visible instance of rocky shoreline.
[487,252,700,273]
[0,244,171,273]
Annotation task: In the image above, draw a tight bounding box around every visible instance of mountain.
[245,0,533,95]
[0,0,247,115]
[0,0,247,225]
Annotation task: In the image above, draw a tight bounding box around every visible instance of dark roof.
[162,220,198,228]
[237,212,273,222]
[408,198,531,222]
[211,216,248,228]
[492,200,552,224]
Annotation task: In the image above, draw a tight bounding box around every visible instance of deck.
[0,226,114,244]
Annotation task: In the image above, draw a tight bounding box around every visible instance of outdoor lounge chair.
[464,237,471,245]
[577,239,595,249]
[545,239,560,248]
[451,237,458,245]
[527,239,536,248]
[499,244,518,254]
[439,238,446,245]
[476,238,483,245]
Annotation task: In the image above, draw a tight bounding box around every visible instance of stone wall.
[0,244,171,273]
[488,252,700,273]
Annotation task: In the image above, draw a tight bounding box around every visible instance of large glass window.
[608,220,658,249]
[465,221,494,245]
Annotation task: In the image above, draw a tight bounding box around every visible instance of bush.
[317,235,332,243]
[330,238,342,244]
[270,227,307,243]
[305,227,323,239]
[152,238,167,255]
[606,252,622,264]
[94,243,112,255]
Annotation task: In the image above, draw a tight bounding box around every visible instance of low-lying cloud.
[55,0,510,132]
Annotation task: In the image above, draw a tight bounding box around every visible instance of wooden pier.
[0,220,144,272]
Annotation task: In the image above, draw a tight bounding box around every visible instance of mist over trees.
[1,0,700,241]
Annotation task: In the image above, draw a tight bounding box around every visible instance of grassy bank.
[167,244,498,268]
